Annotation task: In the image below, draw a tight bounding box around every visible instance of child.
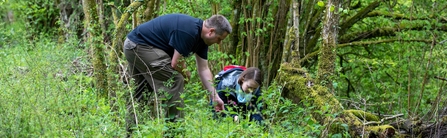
[213,65,263,123]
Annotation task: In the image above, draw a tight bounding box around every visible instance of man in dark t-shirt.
[123,14,231,131]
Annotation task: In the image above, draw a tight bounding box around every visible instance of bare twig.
[439,39,447,44]
[434,76,447,81]
[414,33,436,115]
[363,114,404,125]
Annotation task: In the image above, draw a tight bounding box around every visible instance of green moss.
[367,125,400,137]
[368,124,394,131]
[276,63,402,137]
[345,110,380,121]
[278,63,343,123]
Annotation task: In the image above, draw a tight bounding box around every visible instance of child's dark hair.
[238,67,263,86]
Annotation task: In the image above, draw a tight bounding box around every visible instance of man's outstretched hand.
[213,96,224,112]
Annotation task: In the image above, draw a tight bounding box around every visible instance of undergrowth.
[0,23,324,137]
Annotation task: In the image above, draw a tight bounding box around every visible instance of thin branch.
[439,39,447,44]
[414,34,436,115]
[338,39,433,48]
[363,114,404,125]
[300,38,433,64]
[385,71,401,85]
[340,23,447,43]
[434,76,447,81]
[366,11,431,21]
[339,0,381,35]
[107,4,119,25]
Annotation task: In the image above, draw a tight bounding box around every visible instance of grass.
[0,24,323,138]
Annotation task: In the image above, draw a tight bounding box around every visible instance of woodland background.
[1,0,446,137]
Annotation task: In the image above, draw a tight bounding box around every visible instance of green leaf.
[317,1,325,7]
[331,134,342,138]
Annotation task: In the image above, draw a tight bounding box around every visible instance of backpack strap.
[223,65,246,71]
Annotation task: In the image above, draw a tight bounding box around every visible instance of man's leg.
[124,39,155,134]
[127,44,185,122]
[125,62,154,133]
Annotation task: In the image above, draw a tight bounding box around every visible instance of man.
[123,14,231,129]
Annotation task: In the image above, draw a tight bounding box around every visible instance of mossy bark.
[107,1,143,106]
[316,0,340,92]
[82,0,107,97]
[277,63,401,137]
[142,0,157,22]
[345,110,380,121]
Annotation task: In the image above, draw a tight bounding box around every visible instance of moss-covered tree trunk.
[291,0,300,64]
[277,63,398,137]
[316,0,339,92]
[276,1,400,137]
[82,0,107,97]
[142,0,156,22]
[107,1,144,105]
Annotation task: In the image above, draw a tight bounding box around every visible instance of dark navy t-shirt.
[127,14,208,59]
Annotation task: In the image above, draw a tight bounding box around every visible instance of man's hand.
[213,95,224,112]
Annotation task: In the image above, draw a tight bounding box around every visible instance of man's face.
[203,29,228,46]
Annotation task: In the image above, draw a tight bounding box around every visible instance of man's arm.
[195,54,224,111]
[194,54,217,96]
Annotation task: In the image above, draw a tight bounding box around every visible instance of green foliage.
[0,2,344,138]
[0,33,124,137]
[261,83,324,137]
[0,1,28,47]
[5,0,446,137]
[0,23,323,137]
[334,0,447,118]
[317,1,325,7]
[0,22,22,47]
[8,0,59,35]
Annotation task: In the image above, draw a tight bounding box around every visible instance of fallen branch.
[434,76,447,81]
[364,114,404,125]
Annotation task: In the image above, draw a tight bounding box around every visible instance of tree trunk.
[82,0,107,97]
[316,0,340,92]
[276,63,399,137]
[264,0,290,85]
[275,1,407,137]
[56,0,70,43]
[230,0,241,57]
[97,0,107,40]
[237,0,263,67]
[282,0,301,66]
[107,1,144,102]
[143,0,156,22]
